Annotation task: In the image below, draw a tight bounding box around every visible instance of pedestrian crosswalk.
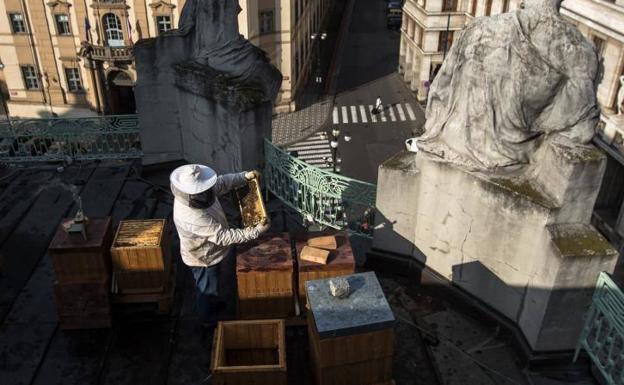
[331,103,418,125]
[286,132,333,169]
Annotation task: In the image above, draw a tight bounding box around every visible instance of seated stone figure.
[171,0,282,103]
[417,0,601,171]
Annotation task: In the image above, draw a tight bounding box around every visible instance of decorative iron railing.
[264,139,376,237]
[90,45,134,61]
[0,115,141,162]
[575,272,624,385]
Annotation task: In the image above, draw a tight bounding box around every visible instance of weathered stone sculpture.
[374,0,619,354]
[419,0,600,171]
[134,0,282,170]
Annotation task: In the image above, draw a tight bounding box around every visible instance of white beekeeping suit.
[170,164,269,267]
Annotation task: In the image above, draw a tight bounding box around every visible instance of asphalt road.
[329,0,426,184]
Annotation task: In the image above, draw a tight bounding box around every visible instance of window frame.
[21,65,40,90]
[103,13,124,47]
[54,13,72,36]
[438,30,454,52]
[155,15,172,36]
[64,67,83,92]
[9,13,27,34]
[259,9,275,35]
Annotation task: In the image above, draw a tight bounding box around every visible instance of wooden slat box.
[295,232,355,311]
[110,219,170,294]
[211,319,287,385]
[236,233,294,319]
[54,277,111,330]
[48,217,113,283]
[306,272,395,385]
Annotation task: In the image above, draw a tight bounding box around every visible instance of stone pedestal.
[134,36,273,173]
[373,140,619,352]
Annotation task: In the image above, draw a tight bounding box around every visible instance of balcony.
[90,45,134,62]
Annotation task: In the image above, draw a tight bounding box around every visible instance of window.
[21,66,39,90]
[156,15,172,35]
[55,14,71,35]
[438,31,454,52]
[503,0,510,12]
[9,13,26,33]
[471,0,478,15]
[485,0,493,15]
[441,0,457,12]
[65,68,82,91]
[259,9,274,34]
[103,13,123,46]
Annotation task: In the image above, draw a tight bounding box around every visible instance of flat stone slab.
[305,271,395,339]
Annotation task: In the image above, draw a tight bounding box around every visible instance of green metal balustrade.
[0,115,141,162]
[264,139,377,237]
[575,272,624,385]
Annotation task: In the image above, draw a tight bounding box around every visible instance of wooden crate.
[48,217,113,283]
[54,277,111,330]
[236,233,294,319]
[110,219,170,294]
[295,232,355,310]
[210,319,287,385]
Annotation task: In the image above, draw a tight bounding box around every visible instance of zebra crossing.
[286,132,333,169]
[332,102,418,125]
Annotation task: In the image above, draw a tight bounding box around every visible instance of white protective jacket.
[173,172,261,267]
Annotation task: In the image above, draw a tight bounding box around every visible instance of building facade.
[0,0,329,118]
[561,0,624,258]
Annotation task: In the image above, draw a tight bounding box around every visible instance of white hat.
[170,164,217,195]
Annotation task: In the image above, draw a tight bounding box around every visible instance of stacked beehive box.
[49,217,113,329]
[236,233,294,319]
[110,219,171,294]
[295,232,355,311]
[306,272,395,385]
[210,319,287,385]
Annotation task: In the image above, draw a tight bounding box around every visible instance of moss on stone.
[549,224,617,258]
[491,177,556,209]
[381,151,416,172]
[560,146,605,163]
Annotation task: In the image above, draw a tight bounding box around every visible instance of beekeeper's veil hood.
[170,164,218,208]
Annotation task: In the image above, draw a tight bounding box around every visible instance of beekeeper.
[170,164,269,327]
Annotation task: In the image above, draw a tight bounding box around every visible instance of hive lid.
[49,217,112,250]
[113,219,165,248]
[305,271,395,339]
[236,233,293,272]
[296,232,355,272]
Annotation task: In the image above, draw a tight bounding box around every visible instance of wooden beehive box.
[296,232,355,311]
[211,319,287,385]
[110,219,170,294]
[48,217,113,283]
[236,233,294,319]
[306,272,395,385]
[54,276,111,329]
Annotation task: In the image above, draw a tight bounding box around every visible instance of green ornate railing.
[264,139,376,237]
[575,272,624,384]
[0,115,141,162]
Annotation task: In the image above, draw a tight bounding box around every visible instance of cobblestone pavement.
[271,96,334,146]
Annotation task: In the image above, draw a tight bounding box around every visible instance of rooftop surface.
[0,162,599,385]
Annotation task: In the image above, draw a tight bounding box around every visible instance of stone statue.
[417,0,601,171]
[618,76,624,115]
[171,0,282,103]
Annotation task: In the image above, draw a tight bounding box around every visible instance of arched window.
[103,13,123,47]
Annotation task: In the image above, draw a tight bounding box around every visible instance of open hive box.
[233,176,267,227]
[211,319,287,385]
[110,219,171,294]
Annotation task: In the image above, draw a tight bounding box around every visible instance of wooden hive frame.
[211,319,287,385]
[110,219,171,294]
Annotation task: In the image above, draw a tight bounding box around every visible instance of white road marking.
[387,106,397,122]
[396,104,406,121]
[359,105,368,123]
[350,106,358,123]
[369,105,377,122]
[379,107,387,122]
[341,106,348,123]
[332,107,339,124]
[405,103,417,121]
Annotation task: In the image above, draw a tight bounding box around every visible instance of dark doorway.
[107,71,136,115]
